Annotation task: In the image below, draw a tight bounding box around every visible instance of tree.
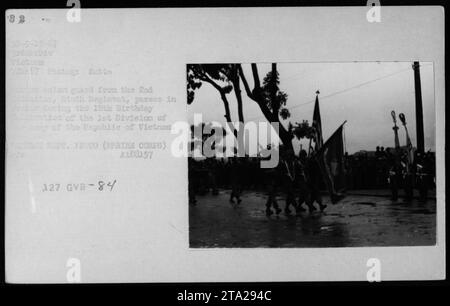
[189,122,227,157]
[291,120,315,140]
[187,63,296,151]
[239,63,295,149]
[187,64,241,124]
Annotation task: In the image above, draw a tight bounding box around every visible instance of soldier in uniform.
[295,150,309,213]
[415,151,429,201]
[387,149,401,201]
[206,158,219,195]
[401,152,414,202]
[282,149,298,215]
[260,145,281,216]
[264,164,281,216]
[305,154,327,212]
[229,156,242,204]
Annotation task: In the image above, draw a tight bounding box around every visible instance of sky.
[187,62,435,154]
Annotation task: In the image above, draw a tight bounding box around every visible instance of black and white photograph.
[2,4,446,286]
[187,62,436,248]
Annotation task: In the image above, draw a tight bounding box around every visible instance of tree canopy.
[187,63,315,151]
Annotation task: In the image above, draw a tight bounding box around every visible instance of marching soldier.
[401,152,414,202]
[264,165,282,216]
[386,149,400,201]
[388,159,404,201]
[261,145,282,216]
[229,156,242,205]
[305,154,327,212]
[415,151,429,201]
[295,150,309,213]
[206,158,219,195]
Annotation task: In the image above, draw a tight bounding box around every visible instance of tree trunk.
[239,63,293,151]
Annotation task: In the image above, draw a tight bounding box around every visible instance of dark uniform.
[282,152,298,215]
[295,150,309,213]
[264,165,281,216]
[206,158,219,195]
[387,152,401,201]
[229,157,242,204]
[415,152,431,201]
[401,153,414,202]
[305,156,326,212]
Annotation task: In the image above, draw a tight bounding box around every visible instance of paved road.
[189,190,436,248]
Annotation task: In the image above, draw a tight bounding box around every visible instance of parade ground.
[189,190,436,248]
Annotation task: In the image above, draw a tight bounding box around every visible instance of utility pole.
[412,61,425,153]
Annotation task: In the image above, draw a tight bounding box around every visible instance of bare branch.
[198,70,237,137]
[251,63,261,90]
[238,64,254,101]
[229,65,244,123]
[198,73,224,93]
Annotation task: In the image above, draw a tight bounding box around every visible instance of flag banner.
[398,113,415,169]
[311,93,323,151]
[316,123,346,204]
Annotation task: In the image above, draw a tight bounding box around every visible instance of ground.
[189,189,436,248]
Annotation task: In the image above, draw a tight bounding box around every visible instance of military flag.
[399,113,415,169]
[316,122,347,204]
[309,91,323,154]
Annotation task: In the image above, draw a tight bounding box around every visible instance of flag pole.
[309,90,321,156]
[412,61,425,154]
